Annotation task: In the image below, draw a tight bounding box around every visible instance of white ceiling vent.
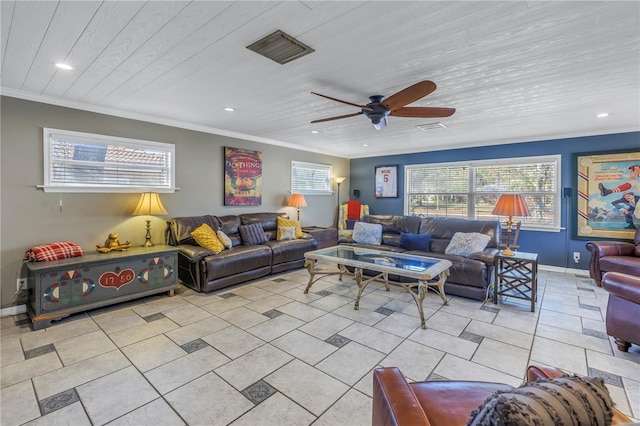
[247,30,314,64]
[416,122,447,131]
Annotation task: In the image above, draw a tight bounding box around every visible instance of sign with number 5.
[375,165,398,198]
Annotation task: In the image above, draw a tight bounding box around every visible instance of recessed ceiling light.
[362,144,369,147]
[223,107,235,112]
[55,63,74,70]
[311,130,319,134]
[596,113,609,118]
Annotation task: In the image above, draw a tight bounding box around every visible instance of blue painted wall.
[349,132,639,268]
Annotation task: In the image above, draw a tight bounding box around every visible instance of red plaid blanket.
[25,241,84,262]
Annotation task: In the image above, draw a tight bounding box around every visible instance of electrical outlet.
[573,252,580,263]
[16,278,26,292]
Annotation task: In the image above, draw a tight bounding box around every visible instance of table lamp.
[492,194,531,256]
[132,192,168,247]
[288,193,307,221]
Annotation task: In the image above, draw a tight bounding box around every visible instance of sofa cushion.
[353,222,383,245]
[399,232,431,251]
[446,232,491,257]
[239,223,269,245]
[466,375,613,426]
[191,224,225,254]
[217,230,233,249]
[278,226,296,241]
[277,216,303,239]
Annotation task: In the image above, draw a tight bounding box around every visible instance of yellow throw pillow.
[191,224,225,254]
[277,217,303,239]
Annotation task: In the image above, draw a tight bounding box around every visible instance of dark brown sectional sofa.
[166,212,317,292]
[340,215,501,301]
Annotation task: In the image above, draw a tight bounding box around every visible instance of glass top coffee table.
[304,246,452,329]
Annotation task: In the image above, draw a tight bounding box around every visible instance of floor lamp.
[334,176,346,207]
[492,194,531,256]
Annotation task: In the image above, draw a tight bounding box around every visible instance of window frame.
[404,155,561,231]
[42,128,176,193]
[290,160,333,195]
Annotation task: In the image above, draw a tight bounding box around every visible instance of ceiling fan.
[311,80,455,130]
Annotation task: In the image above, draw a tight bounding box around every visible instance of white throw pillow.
[445,232,491,257]
[352,222,383,245]
[278,226,296,241]
[216,230,233,249]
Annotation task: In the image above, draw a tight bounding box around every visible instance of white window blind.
[405,155,561,230]
[43,128,175,193]
[291,161,332,194]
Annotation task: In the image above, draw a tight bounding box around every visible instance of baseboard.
[539,264,589,276]
[0,304,27,317]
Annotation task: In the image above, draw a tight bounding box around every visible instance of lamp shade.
[288,193,307,208]
[334,176,346,184]
[132,192,168,216]
[492,194,531,217]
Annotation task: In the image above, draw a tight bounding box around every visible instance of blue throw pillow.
[399,232,431,251]
[346,219,358,230]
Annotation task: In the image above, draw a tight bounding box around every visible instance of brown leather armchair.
[372,365,632,426]
[585,228,640,286]
[602,271,640,352]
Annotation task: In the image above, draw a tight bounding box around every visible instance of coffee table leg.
[354,268,363,310]
[303,258,316,294]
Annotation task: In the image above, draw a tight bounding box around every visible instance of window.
[404,155,561,230]
[291,161,333,195]
[43,128,175,193]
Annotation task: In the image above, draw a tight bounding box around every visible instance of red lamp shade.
[288,193,307,221]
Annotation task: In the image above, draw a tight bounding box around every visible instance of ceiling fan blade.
[381,80,437,111]
[311,92,373,111]
[390,107,456,118]
[311,112,363,123]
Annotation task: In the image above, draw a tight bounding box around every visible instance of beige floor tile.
[107,398,185,425]
[121,334,185,372]
[339,322,403,354]
[109,317,179,347]
[374,311,422,338]
[309,293,354,311]
[230,392,316,426]
[379,339,445,382]
[202,325,265,359]
[77,366,158,425]
[536,323,612,354]
[434,354,523,387]
[20,316,99,351]
[55,329,117,365]
[529,336,588,375]
[276,300,330,322]
[244,294,295,314]
[586,349,640,381]
[607,383,633,420]
[230,284,273,301]
[216,306,270,329]
[161,303,212,326]
[131,296,190,317]
[33,350,130,399]
[266,359,349,416]
[492,309,538,334]
[0,336,24,367]
[332,304,387,326]
[581,317,607,334]
[246,314,305,342]
[538,309,583,333]
[409,328,478,360]
[472,338,531,377]
[1,351,62,388]
[271,329,337,365]
[0,380,41,426]
[313,388,372,426]
[165,372,253,425]
[382,299,425,318]
[24,401,91,426]
[144,346,230,394]
[215,344,294,390]
[466,320,533,349]
[441,301,497,322]
[316,341,385,385]
[279,286,324,303]
[90,308,146,334]
[163,315,229,346]
[421,310,470,336]
[622,377,640,420]
[200,295,252,314]
[298,312,354,340]
[255,279,304,294]
[541,300,603,321]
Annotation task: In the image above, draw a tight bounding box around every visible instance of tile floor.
[1,263,639,425]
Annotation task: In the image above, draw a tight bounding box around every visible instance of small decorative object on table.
[96,233,131,253]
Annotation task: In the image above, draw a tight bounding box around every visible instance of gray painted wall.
[0,96,349,309]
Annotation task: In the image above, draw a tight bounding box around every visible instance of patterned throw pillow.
[352,222,383,245]
[445,232,491,257]
[466,375,613,426]
[278,226,296,241]
[277,217,303,239]
[239,223,269,245]
[216,230,233,249]
[191,224,225,254]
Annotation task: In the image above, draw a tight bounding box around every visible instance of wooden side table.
[493,251,538,312]
[26,245,178,330]
[302,227,338,249]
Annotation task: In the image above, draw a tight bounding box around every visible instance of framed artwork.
[375,165,398,198]
[574,149,640,241]
[224,147,262,206]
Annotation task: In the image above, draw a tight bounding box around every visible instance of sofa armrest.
[469,248,499,265]
[372,367,430,426]
[602,272,640,304]
[586,241,636,258]
[177,244,215,262]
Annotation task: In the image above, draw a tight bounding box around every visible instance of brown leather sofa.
[372,365,632,426]
[585,228,640,286]
[602,271,640,352]
[340,215,501,301]
[166,213,317,292]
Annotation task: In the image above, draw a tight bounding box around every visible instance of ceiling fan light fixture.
[247,30,314,64]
